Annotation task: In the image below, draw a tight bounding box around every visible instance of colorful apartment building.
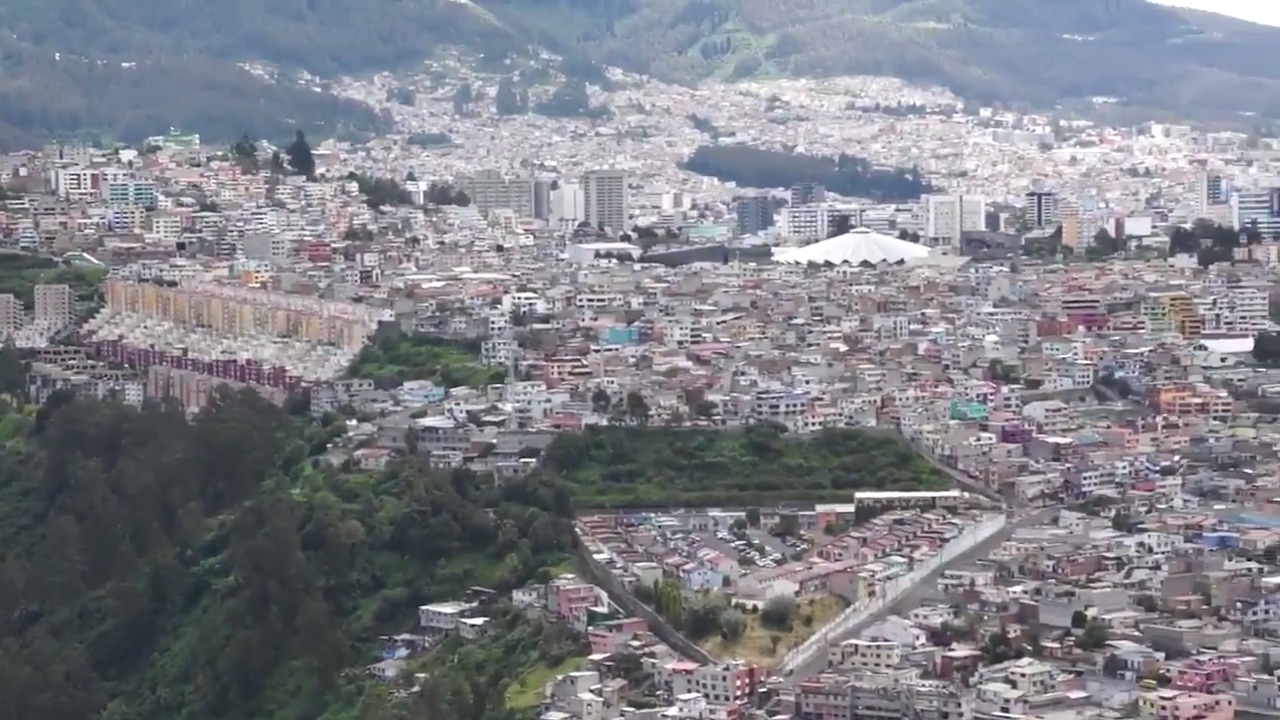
[1146,382,1235,421]
[1137,690,1235,720]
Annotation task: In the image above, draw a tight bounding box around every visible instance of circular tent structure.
[772,227,933,266]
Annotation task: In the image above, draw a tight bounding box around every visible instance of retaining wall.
[574,542,715,664]
[774,512,1008,675]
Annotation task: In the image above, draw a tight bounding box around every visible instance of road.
[784,505,1058,685]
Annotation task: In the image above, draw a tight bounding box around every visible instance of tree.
[231,133,259,171]
[285,130,316,179]
[720,609,745,641]
[761,596,796,631]
[1134,594,1159,613]
[590,388,612,414]
[1079,620,1110,651]
[745,508,761,529]
[1071,609,1090,629]
[495,76,529,116]
[624,391,650,426]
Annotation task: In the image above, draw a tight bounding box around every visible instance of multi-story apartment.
[734,194,774,237]
[790,182,826,206]
[829,638,903,672]
[922,194,986,248]
[33,284,75,329]
[102,280,387,350]
[1025,189,1057,229]
[1137,689,1235,720]
[0,294,23,338]
[455,169,536,218]
[1144,292,1202,338]
[581,169,629,234]
[1232,185,1280,238]
[779,204,866,240]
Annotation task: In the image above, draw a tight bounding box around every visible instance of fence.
[574,542,715,664]
[774,512,1009,675]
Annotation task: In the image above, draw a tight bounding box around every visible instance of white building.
[581,169,629,235]
[418,601,478,632]
[923,194,986,247]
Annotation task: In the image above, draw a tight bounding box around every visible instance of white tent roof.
[773,227,933,265]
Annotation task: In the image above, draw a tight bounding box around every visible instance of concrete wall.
[774,512,1009,675]
[574,543,715,665]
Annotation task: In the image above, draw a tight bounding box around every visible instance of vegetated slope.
[475,0,1280,118]
[0,0,523,147]
[682,145,934,201]
[539,424,949,508]
[0,385,577,720]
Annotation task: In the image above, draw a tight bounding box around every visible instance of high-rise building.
[532,178,553,221]
[1232,185,1280,239]
[789,182,826,207]
[581,169,629,234]
[33,284,74,329]
[733,194,774,236]
[0,294,23,339]
[550,181,585,230]
[1025,190,1057,229]
[923,194,987,247]
[455,169,536,218]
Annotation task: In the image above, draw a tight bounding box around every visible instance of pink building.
[546,576,603,624]
[588,617,648,655]
[1169,655,1245,693]
[1138,690,1235,720]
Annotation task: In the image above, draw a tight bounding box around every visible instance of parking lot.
[697,527,813,570]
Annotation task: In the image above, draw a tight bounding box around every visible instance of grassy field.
[505,655,588,710]
[701,595,846,665]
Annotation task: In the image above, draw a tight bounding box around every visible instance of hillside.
[0,0,520,147]
[541,424,949,508]
[0,384,577,720]
[7,0,1280,145]
[488,0,1280,118]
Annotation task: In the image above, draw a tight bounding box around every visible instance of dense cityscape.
[10,25,1280,720]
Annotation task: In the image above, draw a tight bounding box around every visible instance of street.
[784,505,1059,684]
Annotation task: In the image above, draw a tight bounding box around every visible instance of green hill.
[0,385,577,720]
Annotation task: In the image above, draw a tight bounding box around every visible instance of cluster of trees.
[0,253,105,310]
[347,331,507,390]
[346,172,414,209]
[535,81,613,120]
[1253,332,1280,366]
[534,423,949,508]
[636,582,802,647]
[391,609,589,720]
[229,130,316,179]
[495,77,532,116]
[682,146,934,202]
[407,132,453,147]
[0,387,578,719]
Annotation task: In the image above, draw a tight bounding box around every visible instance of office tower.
[455,169,536,218]
[532,178,552,221]
[733,194,774,236]
[1232,185,1280,239]
[550,181,585,227]
[1025,190,1057,229]
[581,169,629,234]
[789,182,826,207]
[33,284,74,328]
[924,194,987,247]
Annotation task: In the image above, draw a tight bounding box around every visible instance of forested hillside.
[0,388,576,720]
[540,424,949,508]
